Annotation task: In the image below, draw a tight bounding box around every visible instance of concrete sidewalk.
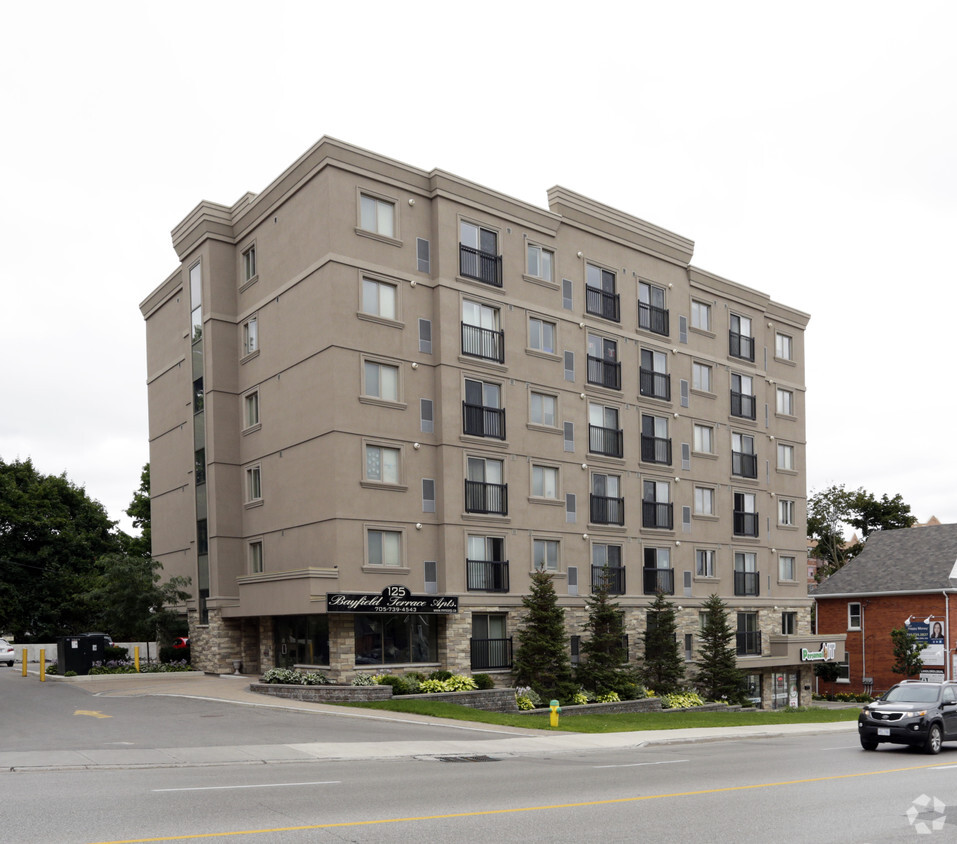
[2,671,859,772]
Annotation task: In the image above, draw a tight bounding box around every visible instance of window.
[529,316,556,354]
[848,602,862,630]
[242,245,257,283]
[734,552,759,596]
[463,377,505,439]
[529,391,557,427]
[587,333,620,390]
[643,546,673,594]
[732,432,757,478]
[360,193,395,238]
[641,414,671,464]
[691,300,711,331]
[527,244,554,282]
[249,540,263,574]
[362,278,397,320]
[640,348,670,400]
[642,480,673,529]
[585,263,619,321]
[355,614,437,664]
[242,316,258,357]
[778,498,795,526]
[460,221,501,286]
[588,402,623,457]
[244,391,260,429]
[465,456,507,515]
[592,543,624,593]
[467,535,508,592]
[533,538,559,572]
[696,548,715,578]
[777,442,795,471]
[461,299,504,362]
[730,313,754,361]
[531,464,559,499]
[694,486,715,516]
[730,373,755,419]
[776,387,793,416]
[471,614,509,669]
[837,654,850,682]
[246,465,262,503]
[775,332,793,361]
[733,491,758,536]
[692,362,712,392]
[190,262,202,342]
[781,612,797,635]
[367,529,402,567]
[366,444,400,484]
[590,472,623,525]
[779,555,796,581]
[364,360,399,402]
[693,423,714,454]
[639,281,669,335]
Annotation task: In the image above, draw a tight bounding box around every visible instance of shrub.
[572,690,590,705]
[376,674,421,695]
[352,673,378,686]
[428,670,453,681]
[105,645,129,661]
[661,691,706,709]
[419,674,478,693]
[160,645,190,664]
[472,673,495,690]
[595,691,620,703]
[516,695,536,710]
[261,668,328,685]
[64,670,77,677]
[515,686,542,709]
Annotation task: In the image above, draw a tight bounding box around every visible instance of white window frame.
[528,316,557,354]
[363,359,400,403]
[365,443,401,485]
[526,243,554,282]
[693,423,714,454]
[249,540,263,574]
[245,465,262,503]
[690,299,712,331]
[778,498,795,526]
[777,442,795,471]
[242,244,257,284]
[243,391,260,430]
[242,315,258,357]
[531,463,560,500]
[775,332,793,361]
[361,277,398,321]
[692,361,712,392]
[533,537,560,572]
[529,391,558,428]
[778,555,796,582]
[694,486,715,516]
[848,602,862,631]
[359,192,396,239]
[366,527,403,568]
[776,387,794,416]
[695,548,716,578]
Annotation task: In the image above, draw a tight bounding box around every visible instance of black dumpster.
[56,634,112,675]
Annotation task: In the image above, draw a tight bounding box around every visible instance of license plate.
[878,727,890,736]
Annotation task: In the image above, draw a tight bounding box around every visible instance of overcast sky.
[2,2,954,535]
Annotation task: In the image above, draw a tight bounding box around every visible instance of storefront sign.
[801,642,837,662]
[327,585,458,615]
[908,620,945,666]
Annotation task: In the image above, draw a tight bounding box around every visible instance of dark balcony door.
[586,267,620,322]
[736,614,761,654]
[470,637,512,670]
[463,379,505,439]
[466,558,510,592]
[460,224,502,286]
[590,494,624,525]
[641,415,671,464]
[643,566,674,595]
[734,570,760,596]
[730,331,755,361]
[592,564,626,595]
[730,391,756,419]
[588,424,623,458]
[732,450,757,478]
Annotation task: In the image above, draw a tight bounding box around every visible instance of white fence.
[8,642,160,664]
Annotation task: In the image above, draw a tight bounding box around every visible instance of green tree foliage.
[808,484,917,581]
[640,591,685,695]
[575,566,639,697]
[123,463,151,559]
[890,626,924,678]
[513,567,576,703]
[693,594,745,702]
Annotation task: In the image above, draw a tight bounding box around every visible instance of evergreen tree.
[640,591,685,694]
[576,566,638,697]
[122,463,151,559]
[694,594,745,702]
[890,626,923,677]
[513,567,575,702]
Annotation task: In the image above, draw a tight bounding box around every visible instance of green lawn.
[333,699,860,733]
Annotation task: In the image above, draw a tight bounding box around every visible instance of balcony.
[736,630,762,656]
[585,286,620,322]
[591,564,626,595]
[461,323,505,363]
[643,567,675,595]
[642,501,674,530]
[465,480,508,515]
[730,331,755,362]
[733,510,759,537]
[641,435,672,465]
[639,302,669,336]
[590,494,625,526]
[734,570,760,596]
[466,559,510,592]
[586,355,621,390]
[640,368,671,401]
[459,243,502,287]
[470,637,512,670]
[463,402,506,439]
[588,424,624,458]
[731,451,757,478]
[730,391,756,420]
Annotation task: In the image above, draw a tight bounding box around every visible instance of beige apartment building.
[140,137,824,708]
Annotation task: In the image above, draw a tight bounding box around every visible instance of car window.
[944,687,957,705]
[883,684,941,703]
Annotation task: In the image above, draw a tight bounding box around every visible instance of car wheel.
[924,723,943,755]
[4,661,12,667]
[860,738,878,751]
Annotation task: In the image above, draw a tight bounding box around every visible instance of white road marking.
[153,780,341,792]
[592,759,688,769]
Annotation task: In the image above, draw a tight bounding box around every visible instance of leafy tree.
[513,567,576,703]
[694,594,745,702]
[122,463,151,559]
[576,566,638,697]
[808,484,916,581]
[890,626,924,678]
[640,591,685,695]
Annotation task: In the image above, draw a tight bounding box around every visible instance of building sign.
[907,620,945,666]
[801,642,837,662]
[327,585,458,615]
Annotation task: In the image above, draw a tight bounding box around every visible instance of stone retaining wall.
[249,683,392,702]
[396,688,519,713]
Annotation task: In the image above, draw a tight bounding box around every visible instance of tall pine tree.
[576,566,638,697]
[694,594,745,702]
[640,591,685,694]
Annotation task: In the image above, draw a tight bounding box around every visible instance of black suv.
[858,681,957,754]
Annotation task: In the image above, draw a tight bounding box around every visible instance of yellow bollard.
[40,648,45,682]
[134,645,140,673]
[21,649,27,677]
[549,699,561,727]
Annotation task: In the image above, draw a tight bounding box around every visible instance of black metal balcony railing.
[729,331,755,362]
[585,286,621,322]
[586,355,621,390]
[642,501,674,530]
[640,368,671,401]
[641,435,672,465]
[462,402,506,439]
[461,323,505,363]
[643,567,675,595]
[731,450,757,478]
[639,303,669,336]
[459,244,503,287]
[592,565,626,595]
[736,630,762,655]
[730,391,756,419]
[470,637,512,670]
[733,510,759,537]
[590,495,625,525]
[466,559,510,592]
[734,570,761,596]
[464,480,508,515]
[588,424,624,458]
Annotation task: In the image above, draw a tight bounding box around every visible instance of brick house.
[814,523,957,695]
